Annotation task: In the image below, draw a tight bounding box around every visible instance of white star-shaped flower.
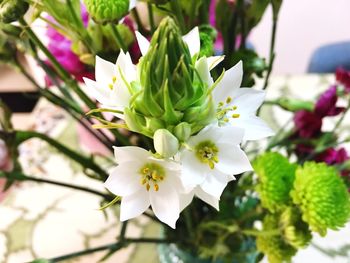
[105,146,184,228]
[212,61,275,141]
[83,51,136,114]
[180,125,252,207]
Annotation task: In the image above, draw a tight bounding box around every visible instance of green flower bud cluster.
[124,17,216,142]
[199,25,217,57]
[291,162,350,236]
[256,214,297,263]
[84,0,130,24]
[279,207,312,249]
[0,0,29,23]
[253,152,297,212]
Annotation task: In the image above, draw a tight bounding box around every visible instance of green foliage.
[0,0,29,23]
[254,152,297,212]
[291,162,350,236]
[84,0,130,23]
[256,214,297,263]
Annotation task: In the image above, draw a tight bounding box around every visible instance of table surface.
[1,74,350,263]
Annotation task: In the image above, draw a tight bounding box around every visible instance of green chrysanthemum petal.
[256,214,297,263]
[254,152,297,212]
[279,207,312,249]
[291,162,350,236]
[84,0,130,23]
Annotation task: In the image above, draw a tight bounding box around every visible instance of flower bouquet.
[1,0,350,262]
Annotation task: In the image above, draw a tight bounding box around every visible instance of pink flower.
[293,110,322,138]
[336,67,350,93]
[315,86,344,117]
[0,139,13,172]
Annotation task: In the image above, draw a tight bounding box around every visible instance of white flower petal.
[150,180,180,229]
[181,149,208,187]
[207,56,225,70]
[120,190,150,221]
[129,0,137,10]
[95,56,116,85]
[213,61,243,105]
[179,191,195,212]
[104,162,142,196]
[195,187,219,211]
[195,57,213,86]
[182,27,200,57]
[200,170,229,199]
[83,78,110,106]
[113,146,151,164]
[216,144,252,175]
[231,88,265,114]
[116,51,136,83]
[229,116,275,141]
[135,31,150,56]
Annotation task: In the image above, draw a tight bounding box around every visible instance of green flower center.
[195,140,219,169]
[139,162,165,191]
[216,96,240,124]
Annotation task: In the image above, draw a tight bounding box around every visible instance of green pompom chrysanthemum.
[84,0,130,23]
[279,207,312,249]
[291,162,350,236]
[256,214,297,263]
[254,152,297,212]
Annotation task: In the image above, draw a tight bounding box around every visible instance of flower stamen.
[216,97,239,124]
[139,163,165,191]
[195,140,219,169]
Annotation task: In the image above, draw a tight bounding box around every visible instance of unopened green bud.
[0,0,29,23]
[280,207,312,249]
[199,25,216,57]
[125,17,216,138]
[154,129,179,158]
[291,162,350,236]
[256,214,297,263]
[253,152,297,212]
[174,122,191,142]
[84,0,130,24]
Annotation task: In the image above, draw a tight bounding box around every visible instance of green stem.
[241,229,280,237]
[131,9,147,35]
[19,18,97,110]
[262,7,279,91]
[110,24,128,52]
[48,237,172,262]
[169,0,186,33]
[147,3,156,34]
[14,130,109,181]
[0,171,112,200]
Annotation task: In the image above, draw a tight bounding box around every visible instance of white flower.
[83,51,136,114]
[180,125,252,205]
[105,146,184,228]
[212,61,274,141]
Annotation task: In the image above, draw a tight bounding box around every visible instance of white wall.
[250,0,350,74]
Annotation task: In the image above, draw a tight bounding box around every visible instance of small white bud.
[153,129,179,158]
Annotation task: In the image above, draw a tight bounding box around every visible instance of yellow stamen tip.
[108,84,113,90]
[154,184,159,191]
[112,76,117,83]
[146,183,150,191]
[226,97,232,104]
[232,113,240,118]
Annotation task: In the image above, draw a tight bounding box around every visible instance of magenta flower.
[315,86,344,117]
[0,140,13,172]
[293,110,322,138]
[336,67,350,93]
[315,147,349,165]
[45,5,92,82]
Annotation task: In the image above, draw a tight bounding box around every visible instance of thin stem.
[13,130,109,181]
[131,9,147,35]
[262,8,279,91]
[110,24,128,52]
[0,171,112,200]
[119,221,128,242]
[241,229,280,237]
[169,0,186,33]
[19,18,97,110]
[147,3,156,34]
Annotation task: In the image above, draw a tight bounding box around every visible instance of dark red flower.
[336,67,350,93]
[315,147,349,165]
[293,110,322,138]
[314,86,344,117]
